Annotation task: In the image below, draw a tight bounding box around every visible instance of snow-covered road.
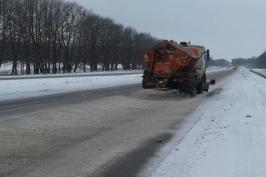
[0,74,142,101]
[151,68,266,177]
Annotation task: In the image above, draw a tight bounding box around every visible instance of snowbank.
[151,68,266,177]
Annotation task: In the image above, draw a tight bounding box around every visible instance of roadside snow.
[0,74,142,101]
[252,69,266,77]
[151,68,266,177]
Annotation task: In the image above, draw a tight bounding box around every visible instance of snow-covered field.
[151,68,266,177]
[0,62,126,76]
[0,74,142,101]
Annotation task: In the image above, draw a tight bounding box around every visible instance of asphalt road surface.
[0,69,235,177]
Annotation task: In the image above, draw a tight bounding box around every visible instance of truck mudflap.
[202,79,216,92]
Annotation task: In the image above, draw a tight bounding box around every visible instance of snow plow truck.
[142,40,215,95]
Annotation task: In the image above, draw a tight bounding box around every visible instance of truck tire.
[180,80,196,96]
[189,83,197,96]
[142,81,148,89]
[142,80,155,89]
[202,75,209,92]
[142,71,155,89]
[197,81,204,94]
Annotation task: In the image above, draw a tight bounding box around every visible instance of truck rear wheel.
[142,80,155,89]
[142,70,155,89]
[180,80,197,96]
[197,81,204,94]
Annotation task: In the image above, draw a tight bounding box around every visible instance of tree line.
[0,0,157,75]
[208,58,230,67]
[254,51,266,68]
[231,57,256,68]
[231,50,266,68]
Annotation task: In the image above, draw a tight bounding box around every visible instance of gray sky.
[73,0,266,59]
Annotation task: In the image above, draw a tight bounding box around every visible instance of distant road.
[0,69,235,177]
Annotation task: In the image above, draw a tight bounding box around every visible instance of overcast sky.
[73,0,266,59]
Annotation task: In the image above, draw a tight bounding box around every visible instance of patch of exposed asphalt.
[90,133,172,177]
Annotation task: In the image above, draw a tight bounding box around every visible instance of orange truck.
[142,40,215,95]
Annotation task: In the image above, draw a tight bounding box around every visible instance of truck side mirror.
[209,79,216,85]
[206,49,210,61]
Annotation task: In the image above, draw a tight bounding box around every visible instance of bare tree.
[0,0,157,75]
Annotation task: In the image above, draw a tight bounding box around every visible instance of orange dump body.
[144,40,203,78]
